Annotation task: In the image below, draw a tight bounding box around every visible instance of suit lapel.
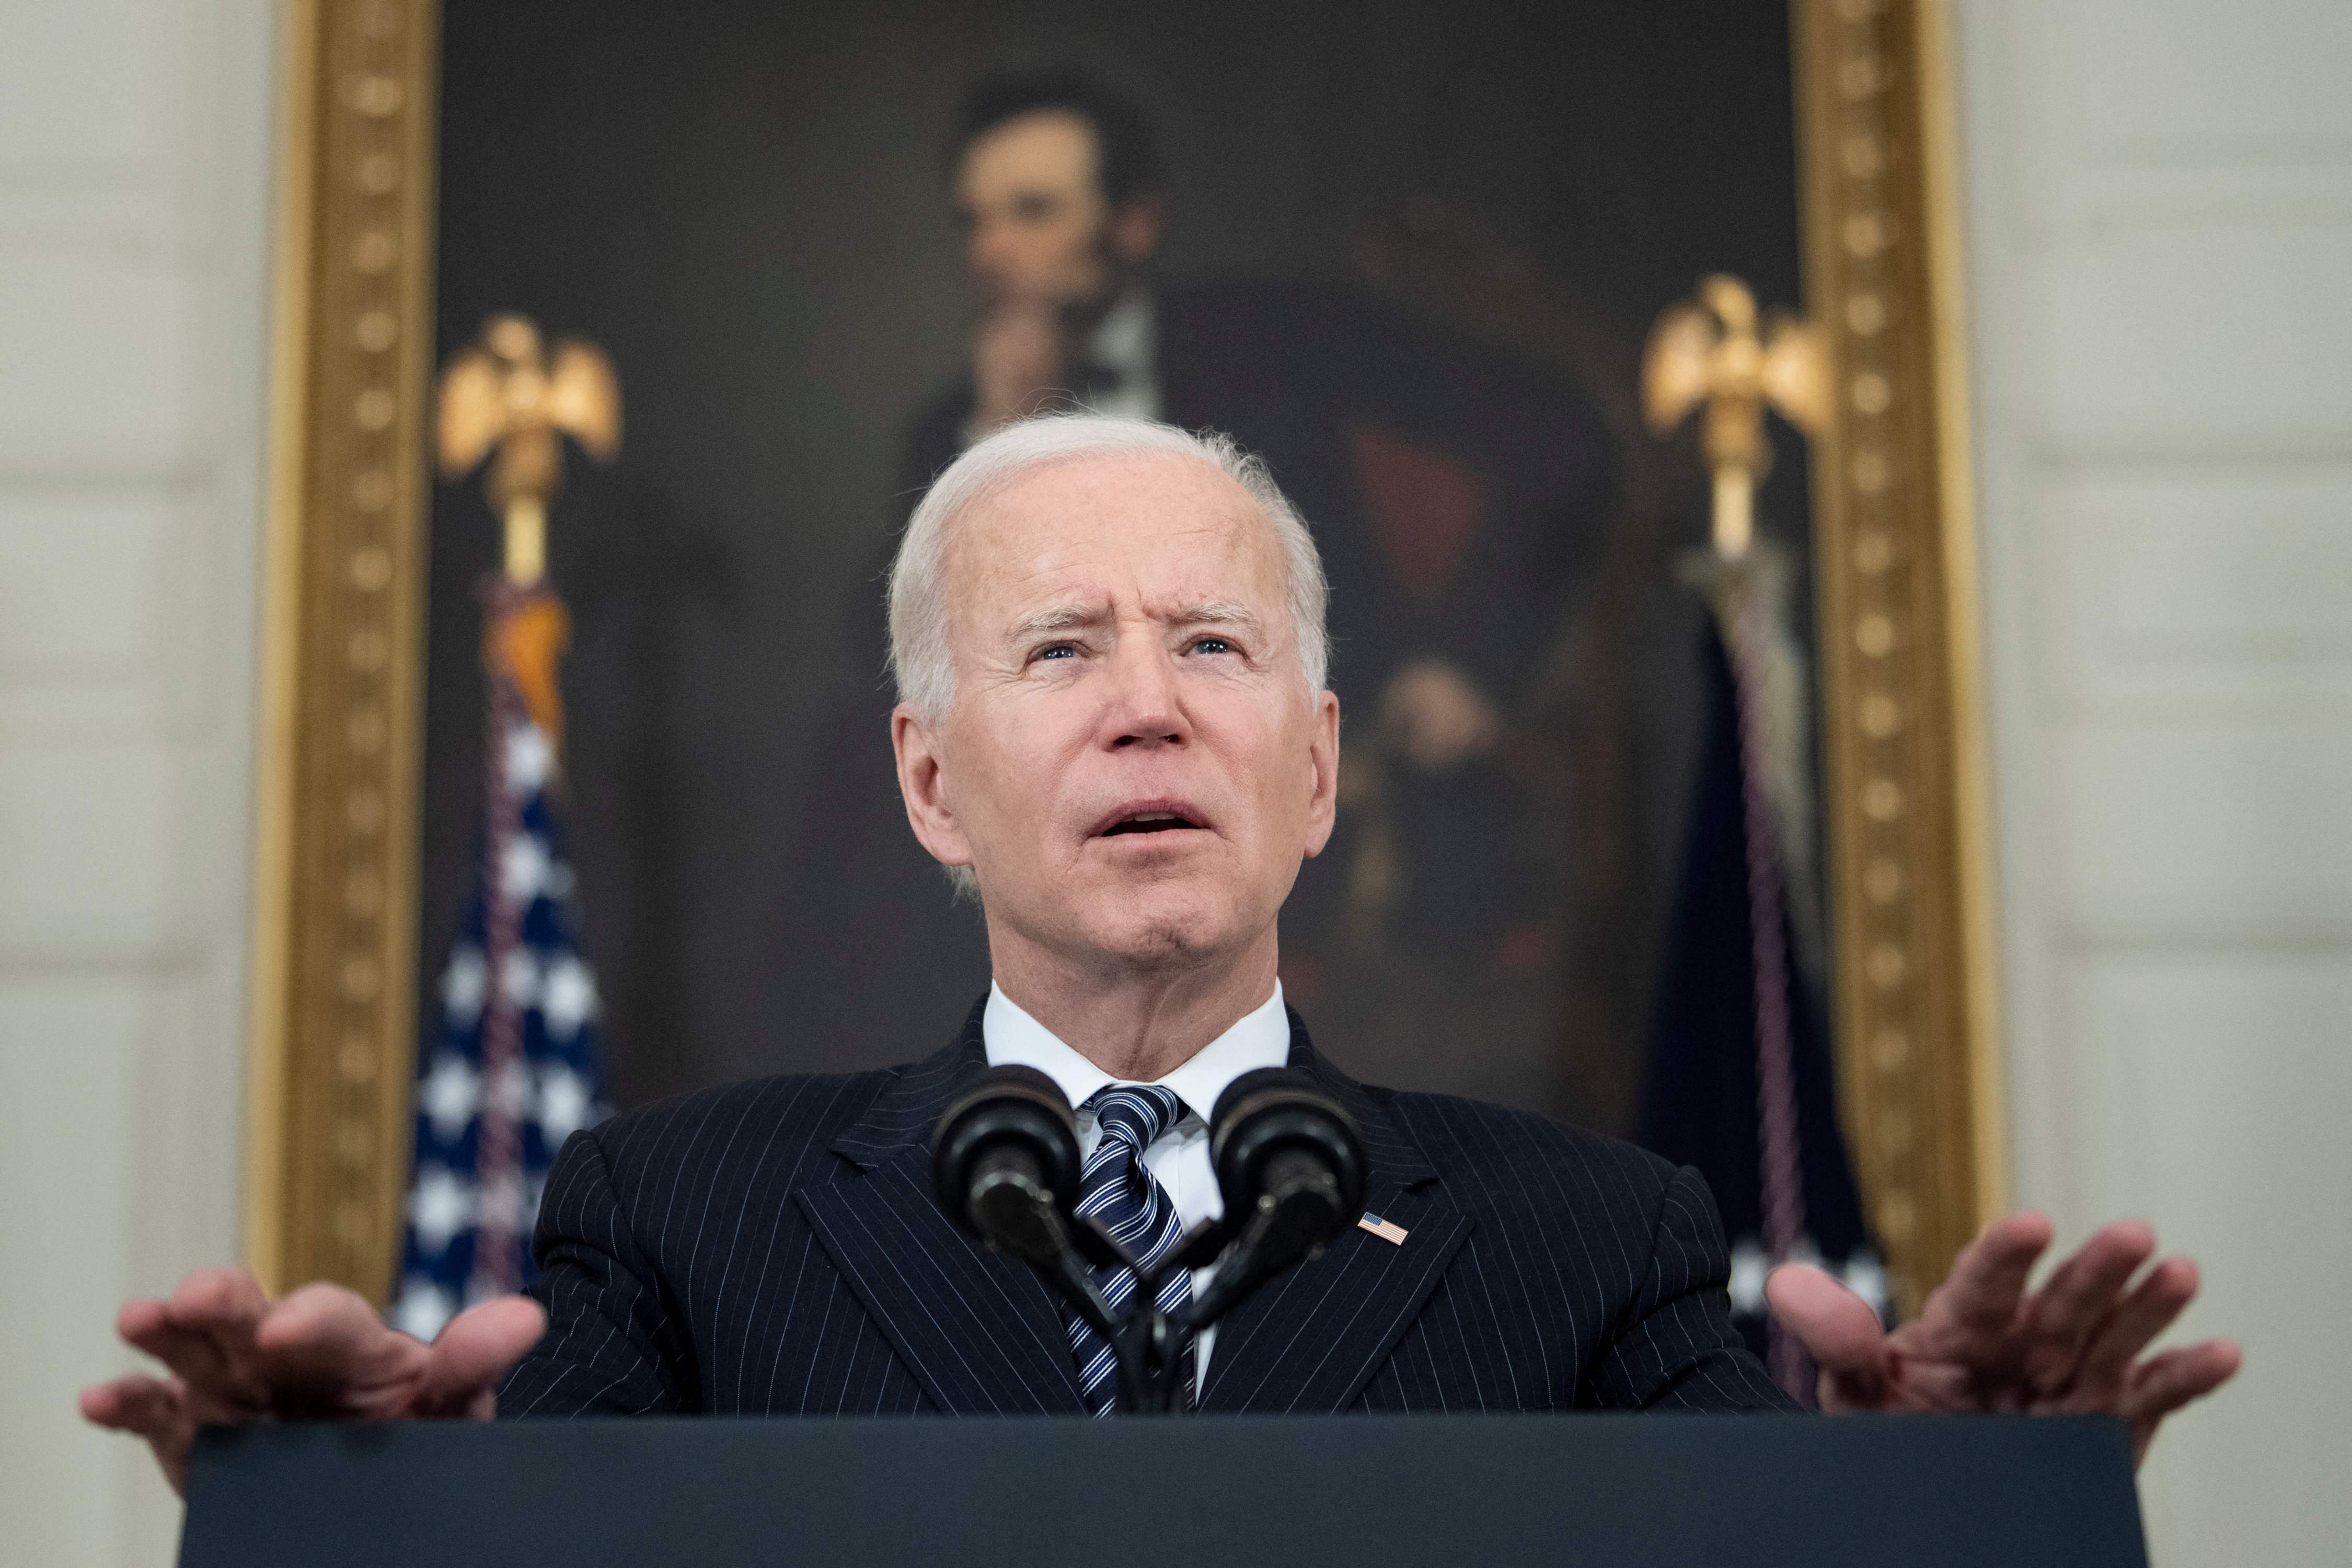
[796,1006,1085,1415]
[799,1003,1470,1416]
[1197,1014,1474,1414]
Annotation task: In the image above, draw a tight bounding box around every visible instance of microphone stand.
[1001,1197,1200,1415]
[979,1163,1354,1415]
[936,1065,1364,1415]
[1082,1151,1352,1414]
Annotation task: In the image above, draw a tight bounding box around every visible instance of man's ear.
[1300,689,1341,859]
[892,705,975,871]
[1109,195,1162,266]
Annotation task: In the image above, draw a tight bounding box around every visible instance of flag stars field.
[441,946,487,1024]
[394,705,612,1344]
[408,1164,473,1256]
[540,955,599,1039]
[418,1053,480,1141]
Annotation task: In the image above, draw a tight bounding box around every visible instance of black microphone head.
[1209,1067,1368,1236]
[928,1065,1082,1238]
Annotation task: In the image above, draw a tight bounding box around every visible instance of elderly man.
[85,416,2234,1487]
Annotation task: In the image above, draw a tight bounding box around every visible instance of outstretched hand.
[79,1267,545,1495]
[1766,1212,2239,1464]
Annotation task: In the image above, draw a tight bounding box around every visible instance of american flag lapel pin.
[1357,1212,1409,1246]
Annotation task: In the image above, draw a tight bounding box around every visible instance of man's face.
[953,110,1155,310]
[893,452,1340,975]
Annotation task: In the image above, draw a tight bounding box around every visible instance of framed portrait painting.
[248,0,2001,1324]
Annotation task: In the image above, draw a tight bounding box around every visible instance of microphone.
[1187,1068,1368,1331]
[928,1065,1083,1265]
[927,1065,1177,1412]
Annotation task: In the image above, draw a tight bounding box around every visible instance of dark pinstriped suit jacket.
[500,1004,1795,1418]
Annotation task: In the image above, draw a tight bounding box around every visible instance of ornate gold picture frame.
[246,0,2000,1317]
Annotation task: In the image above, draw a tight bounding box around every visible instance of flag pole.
[1644,276,1834,1402]
[393,316,618,1334]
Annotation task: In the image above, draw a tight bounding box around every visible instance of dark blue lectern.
[179,1413,2148,1567]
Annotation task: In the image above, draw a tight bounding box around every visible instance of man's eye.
[1036,642,1077,662]
[1191,637,1234,655]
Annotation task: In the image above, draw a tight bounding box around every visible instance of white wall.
[1955,1,2352,1561]
[0,0,273,1562]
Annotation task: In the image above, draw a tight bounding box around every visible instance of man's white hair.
[886,412,1331,723]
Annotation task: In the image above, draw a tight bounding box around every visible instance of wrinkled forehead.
[943,451,1284,625]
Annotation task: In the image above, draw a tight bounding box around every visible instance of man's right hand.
[78,1267,546,1496]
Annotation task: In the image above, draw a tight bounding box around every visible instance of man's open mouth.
[1093,803,1208,837]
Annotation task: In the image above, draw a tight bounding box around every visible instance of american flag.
[393,581,608,1342]
[1640,548,1886,1396]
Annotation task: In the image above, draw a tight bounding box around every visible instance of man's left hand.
[1765,1213,2240,1465]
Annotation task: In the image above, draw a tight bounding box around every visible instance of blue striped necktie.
[1066,1084,1196,1414]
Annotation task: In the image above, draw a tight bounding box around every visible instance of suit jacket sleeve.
[497,1127,695,1418]
[1584,1163,1800,1412]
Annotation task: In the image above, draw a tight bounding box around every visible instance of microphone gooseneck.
[926,1061,1369,1413]
[1187,1068,1368,1332]
[928,1066,1183,1412]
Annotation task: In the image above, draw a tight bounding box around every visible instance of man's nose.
[1102,641,1187,749]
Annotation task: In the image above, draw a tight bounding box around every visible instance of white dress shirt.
[1078,289,1162,423]
[981,978,1289,1383]
[959,288,1163,447]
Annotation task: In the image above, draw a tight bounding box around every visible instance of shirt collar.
[982,978,1288,1124]
[1085,288,1156,387]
